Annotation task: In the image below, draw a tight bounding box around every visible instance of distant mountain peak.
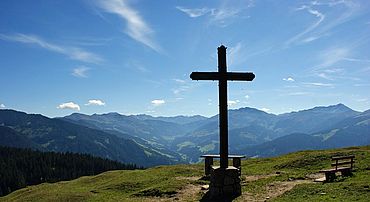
[95,112,123,118]
[232,107,271,114]
[312,103,354,113]
[105,112,122,116]
[70,112,86,116]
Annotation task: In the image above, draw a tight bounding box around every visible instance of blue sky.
[0,0,369,117]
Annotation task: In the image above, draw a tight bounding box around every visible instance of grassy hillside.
[1,146,369,201]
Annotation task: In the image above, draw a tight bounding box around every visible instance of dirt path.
[144,174,313,201]
[239,179,312,201]
[244,174,278,182]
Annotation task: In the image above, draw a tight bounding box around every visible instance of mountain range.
[0,103,369,166]
[0,110,184,167]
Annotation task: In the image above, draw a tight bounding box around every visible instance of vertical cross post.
[190,45,255,169]
[190,45,255,198]
[218,46,228,169]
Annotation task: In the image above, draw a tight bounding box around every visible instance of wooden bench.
[201,154,246,176]
[319,155,355,182]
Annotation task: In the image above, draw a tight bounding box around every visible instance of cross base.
[209,166,241,198]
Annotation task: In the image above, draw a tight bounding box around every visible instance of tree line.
[0,146,141,196]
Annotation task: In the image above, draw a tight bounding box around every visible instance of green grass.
[272,147,370,202]
[1,146,369,201]
[0,165,204,202]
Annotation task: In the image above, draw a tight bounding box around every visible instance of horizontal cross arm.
[190,72,255,81]
[226,72,255,81]
[190,72,220,80]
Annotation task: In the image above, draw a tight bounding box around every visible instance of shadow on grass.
[200,191,239,202]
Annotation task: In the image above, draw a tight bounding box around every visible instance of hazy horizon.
[1,102,368,119]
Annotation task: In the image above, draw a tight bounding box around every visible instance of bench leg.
[341,169,352,177]
[325,172,336,182]
[205,157,213,176]
[233,157,241,176]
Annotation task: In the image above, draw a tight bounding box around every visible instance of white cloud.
[85,99,105,106]
[151,99,165,106]
[283,77,295,82]
[0,33,102,63]
[72,66,89,78]
[260,108,270,112]
[57,102,80,111]
[228,100,240,106]
[176,7,210,18]
[95,0,161,52]
[244,95,249,99]
[0,104,5,108]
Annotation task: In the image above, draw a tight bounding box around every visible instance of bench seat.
[201,154,246,176]
[319,167,351,173]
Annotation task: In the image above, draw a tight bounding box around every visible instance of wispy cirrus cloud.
[172,85,191,96]
[286,0,361,46]
[209,7,245,26]
[228,42,243,66]
[177,0,253,27]
[95,0,161,52]
[173,79,186,83]
[172,78,196,98]
[286,92,311,96]
[0,33,103,63]
[57,102,80,111]
[285,6,325,46]
[303,82,334,87]
[72,66,90,78]
[226,42,272,67]
[317,47,349,68]
[176,7,210,18]
[85,99,105,106]
[310,47,370,81]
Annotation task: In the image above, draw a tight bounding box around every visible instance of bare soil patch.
[239,179,312,201]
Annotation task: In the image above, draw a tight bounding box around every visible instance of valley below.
[0,103,369,167]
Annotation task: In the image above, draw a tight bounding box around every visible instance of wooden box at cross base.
[191,45,255,198]
[209,166,242,197]
[201,155,245,197]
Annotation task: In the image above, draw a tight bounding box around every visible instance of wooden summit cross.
[190,45,255,169]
